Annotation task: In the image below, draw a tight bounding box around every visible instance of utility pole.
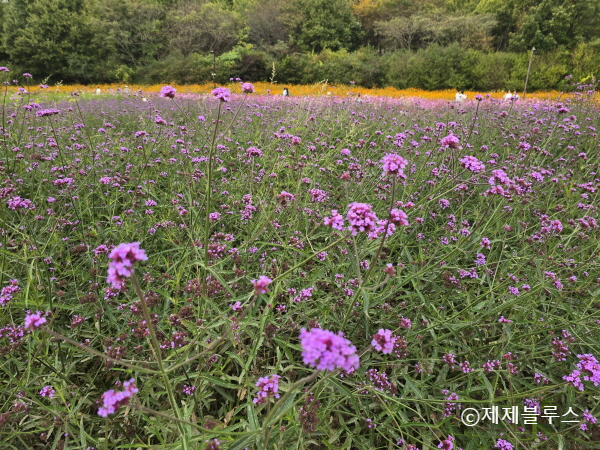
[211,51,216,88]
[523,46,535,99]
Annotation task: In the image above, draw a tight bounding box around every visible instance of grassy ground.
[1,83,600,449]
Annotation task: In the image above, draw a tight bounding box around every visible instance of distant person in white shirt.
[455,89,467,102]
[282,87,290,97]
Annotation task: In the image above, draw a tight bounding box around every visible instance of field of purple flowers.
[1,80,600,450]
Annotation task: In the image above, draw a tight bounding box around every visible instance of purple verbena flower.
[459,155,485,173]
[251,275,272,295]
[97,378,138,417]
[389,208,409,226]
[371,329,396,354]
[39,386,55,398]
[24,311,47,330]
[299,328,359,372]
[440,134,460,149]
[494,439,514,450]
[437,435,454,450]
[253,374,280,405]
[35,108,60,117]
[241,82,255,93]
[324,210,345,230]
[159,85,176,98]
[346,202,378,236]
[106,242,148,288]
[1,279,20,306]
[381,153,409,177]
[212,87,231,102]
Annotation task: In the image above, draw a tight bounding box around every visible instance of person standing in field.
[455,89,467,102]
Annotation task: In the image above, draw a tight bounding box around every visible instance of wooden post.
[211,51,216,88]
[523,46,535,99]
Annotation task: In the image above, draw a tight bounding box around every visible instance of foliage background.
[1,0,600,89]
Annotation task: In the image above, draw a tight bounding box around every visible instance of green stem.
[203,100,223,273]
[342,177,397,330]
[131,402,260,437]
[261,370,320,448]
[131,274,189,450]
[167,292,257,373]
[467,100,480,140]
[44,328,159,374]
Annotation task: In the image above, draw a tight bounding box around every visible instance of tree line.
[1,0,599,90]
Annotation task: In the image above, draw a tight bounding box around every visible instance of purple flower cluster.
[97,378,139,417]
[389,208,409,226]
[324,210,345,230]
[35,108,60,117]
[1,279,20,306]
[24,311,47,330]
[581,409,597,431]
[253,374,281,404]
[371,329,396,354]
[159,85,176,98]
[251,275,272,294]
[212,87,231,102]
[494,439,514,450]
[442,391,460,417]
[380,153,408,177]
[246,146,263,157]
[7,196,35,210]
[241,82,255,93]
[205,439,221,450]
[440,134,460,149]
[346,202,379,236]
[563,354,600,391]
[277,190,296,206]
[299,328,359,372]
[365,369,396,394]
[39,386,55,398]
[106,242,148,288]
[459,155,485,173]
[437,435,454,450]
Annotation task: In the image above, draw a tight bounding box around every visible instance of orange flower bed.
[13,82,598,102]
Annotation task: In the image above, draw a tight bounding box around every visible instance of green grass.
[1,85,600,449]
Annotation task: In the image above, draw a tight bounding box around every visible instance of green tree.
[282,0,362,52]
[509,0,600,51]
[476,0,600,51]
[165,0,242,56]
[101,0,167,66]
[2,0,112,82]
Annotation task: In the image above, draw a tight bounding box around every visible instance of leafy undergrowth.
[1,79,600,450]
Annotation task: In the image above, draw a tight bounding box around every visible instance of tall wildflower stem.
[47,121,89,248]
[467,100,480,140]
[261,371,320,449]
[203,100,223,273]
[166,292,258,373]
[104,417,108,450]
[44,328,159,374]
[131,274,189,450]
[342,177,397,330]
[1,84,8,171]
[73,98,99,222]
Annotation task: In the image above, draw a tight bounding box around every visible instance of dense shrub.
[129,43,598,90]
